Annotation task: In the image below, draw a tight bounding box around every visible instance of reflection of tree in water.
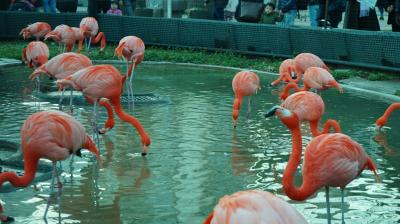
[374,131,396,156]
[59,135,151,223]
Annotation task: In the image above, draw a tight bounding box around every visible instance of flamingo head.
[19,28,31,39]
[79,25,92,37]
[232,110,239,128]
[375,116,387,130]
[32,55,48,68]
[141,135,151,156]
[265,106,299,130]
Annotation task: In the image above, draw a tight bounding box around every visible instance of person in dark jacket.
[386,0,400,31]
[343,0,380,31]
[318,0,346,28]
[205,0,228,20]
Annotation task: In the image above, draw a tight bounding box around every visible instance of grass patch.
[0,39,397,81]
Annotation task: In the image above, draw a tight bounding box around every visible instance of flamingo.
[204,190,308,224]
[71,27,89,53]
[22,41,49,69]
[265,106,380,224]
[281,91,340,137]
[375,102,400,130]
[29,53,114,133]
[294,52,331,81]
[280,67,343,100]
[56,64,151,155]
[232,71,261,128]
[19,22,52,41]
[270,59,297,86]
[114,36,145,103]
[0,110,101,219]
[79,17,106,52]
[44,24,76,53]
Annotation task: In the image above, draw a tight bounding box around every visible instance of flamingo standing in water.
[280,67,343,100]
[45,24,76,53]
[293,53,331,82]
[280,91,340,137]
[270,59,297,86]
[0,110,101,219]
[114,36,145,103]
[265,106,380,224]
[19,22,52,41]
[79,17,106,52]
[375,102,400,129]
[232,71,261,128]
[204,190,307,224]
[57,65,151,155]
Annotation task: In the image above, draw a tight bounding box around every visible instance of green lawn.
[1,39,397,81]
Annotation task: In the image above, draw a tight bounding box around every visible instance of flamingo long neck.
[232,96,242,116]
[283,125,317,201]
[83,135,102,164]
[0,152,39,188]
[111,97,151,146]
[280,83,305,100]
[381,103,400,122]
[309,119,341,137]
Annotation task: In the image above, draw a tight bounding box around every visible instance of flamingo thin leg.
[43,162,57,219]
[341,187,345,224]
[59,88,66,111]
[69,89,74,114]
[325,186,331,224]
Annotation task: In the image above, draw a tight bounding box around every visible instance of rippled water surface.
[0,63,399,224]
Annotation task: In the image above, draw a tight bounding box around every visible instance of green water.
[0,63,399,224]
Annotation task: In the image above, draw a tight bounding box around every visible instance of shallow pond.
[0,63,399,224]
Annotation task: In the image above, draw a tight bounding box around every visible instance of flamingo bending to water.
[281,91,340,137]
[0,110,101,219]
[204,190,307,224]
[280,67,343,100]
[19,22,51,41]
[22,41,49,69]
[294,53,331,81]
[44,25,76,53]
[265,106,380,224]
[375,102,400,129]
[271,59,297,86]
[232,71,261,128]
[114,36,145,103]
[57,65,151,155]
[79,17,106,52]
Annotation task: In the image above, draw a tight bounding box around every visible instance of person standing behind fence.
[387,0,400,31]
[259,3,283,24]
[277,0,297,26]
[8,0,37,11]
[107,0,123,15]
[308,0,320,27]
[43,0,56,13]
[205,0,229,20]
[224,0,239,21]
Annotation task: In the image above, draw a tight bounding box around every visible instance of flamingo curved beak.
[265,106,280,118]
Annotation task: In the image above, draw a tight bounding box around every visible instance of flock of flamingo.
[0,17,398,223]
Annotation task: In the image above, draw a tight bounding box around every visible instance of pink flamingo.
[294,53,331,82]
[204,190,307,224]
[281,91,341,137]
[280,67,343,100]
[270,59,297,86]
[0,110,101,219]
[114,36,145,102]
[71,27,89,53]
[29,53,114,133]
[79,17,106,52]
[265,106,380,224]
[232,71,261,128]
[44,24,76,53]
[57,65,151,155]
[19,22,52,41]
[375,102,400,130]
[22,41,49,69]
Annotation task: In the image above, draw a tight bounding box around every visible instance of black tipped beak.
[141,152,147,156]
[265,106,279,118]
[76,149,82,157]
